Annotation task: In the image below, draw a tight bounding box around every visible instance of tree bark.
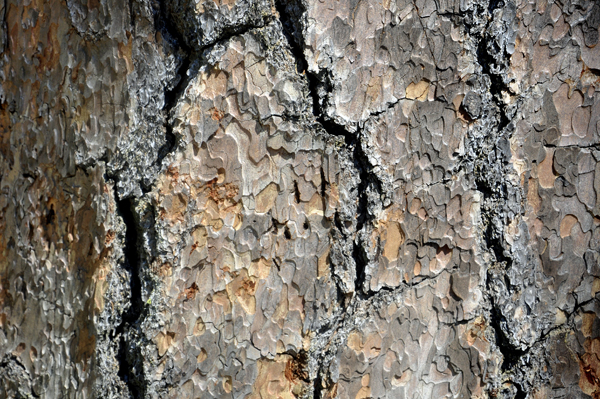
[1,0,599,398]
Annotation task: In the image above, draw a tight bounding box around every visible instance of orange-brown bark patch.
[248,355,308,399]
[579,337,600,398]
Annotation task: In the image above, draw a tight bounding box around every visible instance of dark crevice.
[466,0,525,368]
[308,111,383,295]
[156,0,193,108]
[437,11,462,19]
[44,205,55,226]
[488,295,527,372]
[276,0,383,297]
[463,1,536,390]
[294,180,300,203]
[350,129,387,296]
[116,333,146,399]
[486,294,599,382]
[587,67,600,77]
[514,382,526,399]
[114,196,146,399]
[487,0,506,13]
[537,297,599,342]
[115,198,143,329]
[1,0,8,54]
[360,266,445,300]
[364,97,402,121]
[129,0,136,32]
[544,142,600,150]
[352,232,369,295]
[458,103,476,123]
[273,257,281,272]
[275,0,338,129]
[163,54,192,112]
[312,108,384,298]
[330,264,350,313]
[312,369,324,399]
[319,167,327,198]
[151,0,196,179]
[276,1,396,393]
[270,217,280,234]
[202,15,276,52]
[476,39,510,132]
[274,0,307,74]
[440,317,476,327]
[475,2,512,134]
[107,2,200,393]
[152,3,278,184]
[161,0,272,55]
[352,135,381,229]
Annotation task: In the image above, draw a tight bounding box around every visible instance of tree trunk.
[1,0,599,398]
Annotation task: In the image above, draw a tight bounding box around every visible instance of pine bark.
[1,0,599,398]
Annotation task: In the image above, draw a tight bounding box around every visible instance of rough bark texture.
[1,0,599,398]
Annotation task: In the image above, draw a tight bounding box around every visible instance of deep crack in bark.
[465,0,535,387]
[110,2,199,396]
[114,196,146,399]
[488,296,527,372]
[153,0,195,175]
[276,0,387,298]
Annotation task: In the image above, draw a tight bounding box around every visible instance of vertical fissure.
[474,1,512,133]
[110,1,199,395]
[312,370,324,399]
[276,0,386,298]
[117,198,143,324]
[275,2,394,397]
[488,296,527,372]
[129,0,136,32]
[114,196,146,399]
[464,0,533,387]
[152,0,197,173]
